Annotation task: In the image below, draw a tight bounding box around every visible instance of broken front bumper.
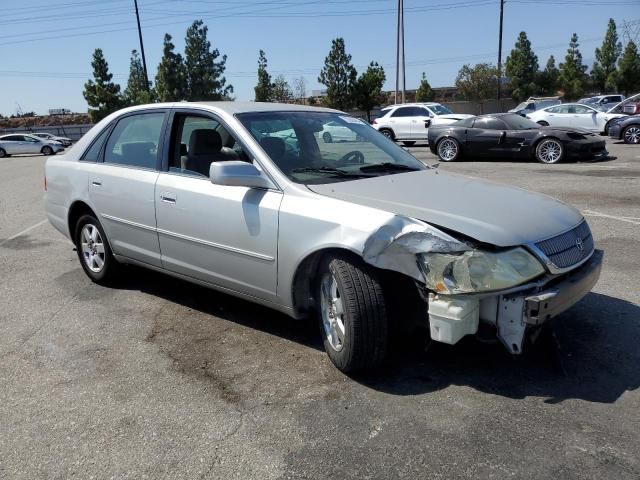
[427,250,603,354]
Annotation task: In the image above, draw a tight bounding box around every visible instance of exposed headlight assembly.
[419,247,545,294]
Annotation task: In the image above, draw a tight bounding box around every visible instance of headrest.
[189,129,222,155]
[259,136,285,160]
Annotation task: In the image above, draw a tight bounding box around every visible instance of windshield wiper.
[359,162,420,173]
[291,166,372,178]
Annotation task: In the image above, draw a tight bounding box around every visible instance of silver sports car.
[0,133,65,157]
[44,102,602,372]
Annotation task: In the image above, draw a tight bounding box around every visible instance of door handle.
[91,181,102,186]
[160,192,177,204]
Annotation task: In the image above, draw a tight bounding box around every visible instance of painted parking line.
[584,210,640,225]
[0,219,47,245]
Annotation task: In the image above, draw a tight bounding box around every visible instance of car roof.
[121,101,340,115]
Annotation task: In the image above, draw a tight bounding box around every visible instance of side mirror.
[210,161,273,189]
[424,119,431,127]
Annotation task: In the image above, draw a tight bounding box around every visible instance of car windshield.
[236,111,426,185]
[501,114,542,129]
[429,104,453,115]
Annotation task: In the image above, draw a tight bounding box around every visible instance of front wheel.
[623,125,640,144]
[379,129,394,141]
[41,146,53,156]
[437,137,461,162]
[317,255,388,373]
[75,214,120,284]
[0,148,6,158]
[535,138,564,164]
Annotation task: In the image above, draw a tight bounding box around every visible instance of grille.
[535,221,594,269]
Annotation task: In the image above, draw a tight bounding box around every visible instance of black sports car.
[428,113,608,164]
[608,114,640,144]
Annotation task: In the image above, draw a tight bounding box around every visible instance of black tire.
[379,128,395,141]
[402,141,416,147]
[436,137,461,162]
[622,125,640,144]
[0,148,6,158]
[74,214,120,285]
[537,120,549,127]
[316,255,388,372]
[323,132,333,143]
[535,138,564,164]
[41,146,53,156]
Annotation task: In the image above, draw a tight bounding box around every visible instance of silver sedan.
[44,102,602,372]
[0,133,65,157]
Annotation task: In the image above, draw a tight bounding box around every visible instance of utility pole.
[400,0,406,103]
[134,0,150,91]
[497,0,504,100]
[395,0,400,104]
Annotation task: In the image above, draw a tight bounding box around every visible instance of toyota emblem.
[575,237,584,251]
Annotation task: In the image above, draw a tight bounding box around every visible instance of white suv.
[372,103,473,145]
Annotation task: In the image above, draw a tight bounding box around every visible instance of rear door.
[545,105,573,127]
[87,110,168,267]
[1,135,28,154]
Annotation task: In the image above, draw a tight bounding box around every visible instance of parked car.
[45,102,603,372]
[526,103,626,134]
[577,94,625,107]
[508,96,561,116]
[428,113,607,164]
[0,133,65,157]
[372,103,473,146]
[31,132,73,147]
[598,92,640,115]
[317,120,361,143]
[608,114,640,144]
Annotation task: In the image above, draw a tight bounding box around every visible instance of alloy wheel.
[80,224,106,273]
[624,126,640,144]
[320,272,345,352]
[438,138,458,161]
[537,139,562,163]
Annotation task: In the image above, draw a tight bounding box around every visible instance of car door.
[411,107,431,139]
[154,109,282,300]
[87,110,168,267]
[571,105,600,132]
[464,117,509,156]
[1,135,28,154]
[23,135,44,154]
[388,106,414,139]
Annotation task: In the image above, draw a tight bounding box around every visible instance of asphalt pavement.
[1,138,639,479]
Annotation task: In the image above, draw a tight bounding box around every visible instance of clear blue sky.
[1,0,638,116]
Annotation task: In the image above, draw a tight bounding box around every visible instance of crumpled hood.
[308,170,583,247]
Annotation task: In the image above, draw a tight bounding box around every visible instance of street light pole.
[497,0,504,100]
[400,0,406,103]
[395,0,400,104]
[134,0,150,91]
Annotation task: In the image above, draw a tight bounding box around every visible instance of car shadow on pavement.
[354,292,640,404]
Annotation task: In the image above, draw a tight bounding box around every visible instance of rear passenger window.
[82,126,111,162]
[104,113,165,169]
[391,107,413,118]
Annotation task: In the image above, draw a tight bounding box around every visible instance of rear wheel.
[322,132,333,143]
[75,214,120,284]
[535,138,564,164]
[537,120,549,127]
[317,255,388,372]
[402,141,416,147]
[41,146,53,156]
[437,137,461,162]
[623,125,640,144]
[379,128,394,141]
[0,148,6,158]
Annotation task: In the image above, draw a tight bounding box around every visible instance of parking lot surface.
[1,139,639,479]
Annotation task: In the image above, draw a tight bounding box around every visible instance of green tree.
[537,55,560,96]
[415,72,435,102]
[353,62,386,122]
[616,41,640,95]
[184,20,233,101]
[271,75,292,103]
[318,37,357,110]
[592,19,622,93]
[505,31,539,101]
[455,63,498,101]
[155,34,187,102]
[254,49,272,102]
[558,33,588,100]
[123,50,155,105]
[83,48,122,122]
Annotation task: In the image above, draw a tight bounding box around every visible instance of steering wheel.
[337,150,365,166]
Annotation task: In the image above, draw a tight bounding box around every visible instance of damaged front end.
[362,216,603,354]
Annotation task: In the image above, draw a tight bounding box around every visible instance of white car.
[0,133,65,157]
[318,120,361,143]
[372,103,473,146]
[527,103,626,134]
[32,132,73,147]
